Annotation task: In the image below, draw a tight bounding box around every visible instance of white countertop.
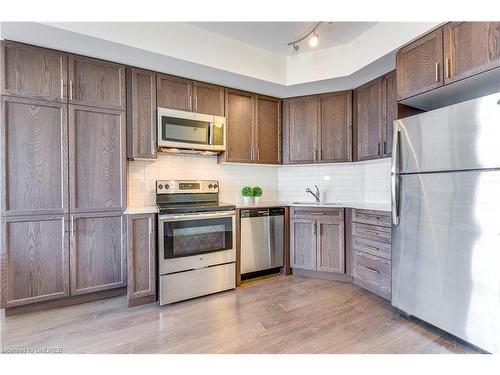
[125,201,390,215]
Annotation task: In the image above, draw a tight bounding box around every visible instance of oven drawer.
[353,251,391,300]
[159,248,235,275]
[159,262,235,305]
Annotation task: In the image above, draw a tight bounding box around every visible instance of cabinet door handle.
[314,222,317,235]
[363,265,380,274]
[256,148,260,161]
[435,62,440,82]
[383,140,387,155]
[251,148,254,161]
[69,80,73,101]
[70,216,75,238]
[60,79,64,99]
[445,58,451,78]
[377,142,381,156]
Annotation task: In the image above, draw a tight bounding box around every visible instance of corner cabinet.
[290,208,345,274]
[354,71,396,161]
[283,91,352,164]
[219,89,281,164]
[127,213,157,307]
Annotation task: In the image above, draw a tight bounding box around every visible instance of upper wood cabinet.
[1,96,68,217]
[283,91,352,165]
[193,81,224,116]
[68,55,126,110]
[70,211,126,296]
[354,72,395,161]
[318,91,352,163]
[0,214,69,308]
[127,213,156,307]
[397,28,444,100]
[255,96,281,164]
[0,41,68,102]
[68,105,126,213]
[156,73,192,111]
[126,67,157,159]
[444,22,500,84]
[283,96,318,164]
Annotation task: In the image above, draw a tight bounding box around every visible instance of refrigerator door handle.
[391,121,401,175]
[391,174,400,226]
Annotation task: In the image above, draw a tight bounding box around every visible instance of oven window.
[163,217,233,259]
[162,116,209,145]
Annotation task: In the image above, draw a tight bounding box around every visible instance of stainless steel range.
[156,180,236,305]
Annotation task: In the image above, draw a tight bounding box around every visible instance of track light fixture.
[287,22,322,55]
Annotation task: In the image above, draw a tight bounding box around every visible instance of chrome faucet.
[306,185,320,204]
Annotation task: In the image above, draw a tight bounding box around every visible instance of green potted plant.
[241,186,254,205]
[252,186,263,205]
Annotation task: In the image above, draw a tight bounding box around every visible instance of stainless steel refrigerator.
[391,91,500,353]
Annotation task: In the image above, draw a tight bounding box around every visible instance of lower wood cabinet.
[350,209,392,300]
[69,212,127,296]
[290,208,345,274]
[0,215,69,308]
[127,213,157,307]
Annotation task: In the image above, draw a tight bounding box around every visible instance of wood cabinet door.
[444,22,500,84]
[69,105,126,213]
[68,55,126,110]
[0,215,69,307]
[222,89,255,163]
[290,218,317,270]
[193,81,224,116]
[0,97,68,216]
[397,28,444,100]
[255,96,281,164]
[283,96,318,164]
[127,213,156,306]
[317,220,345,273]
[354,77,384,161]
[126,67,156,159]
[70,212,126,295]
[156,74,192,111]
[382,71,397,158]
[318,91,352,162]
[0,41,68,102]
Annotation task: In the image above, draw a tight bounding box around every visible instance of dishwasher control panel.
[240,207,285,218]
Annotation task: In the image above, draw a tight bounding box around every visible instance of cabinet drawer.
[353,251,391,300]
[352,222,391,243]
[352,236,391,260]
[292,207,343,221]
[353,209,391,227]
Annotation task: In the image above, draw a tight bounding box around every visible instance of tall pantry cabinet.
[0,41,126,308]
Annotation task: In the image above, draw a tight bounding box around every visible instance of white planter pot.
[254,197,261,205]
[242,196,254,205]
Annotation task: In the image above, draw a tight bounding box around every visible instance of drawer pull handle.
[363,265,380,274]
[309,212,325,215]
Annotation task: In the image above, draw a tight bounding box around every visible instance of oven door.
[158,108,216,151]
[158,211,236,275]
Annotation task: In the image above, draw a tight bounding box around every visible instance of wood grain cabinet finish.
[1,96,68,216]
[70,212,126,295]
[0,215,69,307]
[318,91,352,162]
[127,213,156,306]
[283,96,318,164]
[317,220,345,273]
[444,22,500,84]
[126,67,156,159]
[290,218,316,270]
[220,89,255,163]
[68,105,126,213]
[193,81,224,116]
[0,41,68,102]
[156,73,192,111]
[68,55,126,110]
[255,95,281,164]
[397,28,444,100]
[290,208,345,274]
[354,72,396,161]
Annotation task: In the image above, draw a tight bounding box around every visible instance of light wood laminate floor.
[0,275,479,354]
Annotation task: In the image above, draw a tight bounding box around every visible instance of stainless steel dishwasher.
[240,207,284,275]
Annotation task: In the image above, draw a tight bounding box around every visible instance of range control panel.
[156,180,219,194]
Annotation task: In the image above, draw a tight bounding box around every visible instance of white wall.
[128,155,391,207]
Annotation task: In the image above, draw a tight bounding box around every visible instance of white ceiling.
[190,22,378,55]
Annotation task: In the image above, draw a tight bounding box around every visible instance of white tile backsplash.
[128,154,391,207]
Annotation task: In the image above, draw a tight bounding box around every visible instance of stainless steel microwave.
[157,108,226,152]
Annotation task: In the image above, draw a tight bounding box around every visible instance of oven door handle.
[159,211,236,222]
